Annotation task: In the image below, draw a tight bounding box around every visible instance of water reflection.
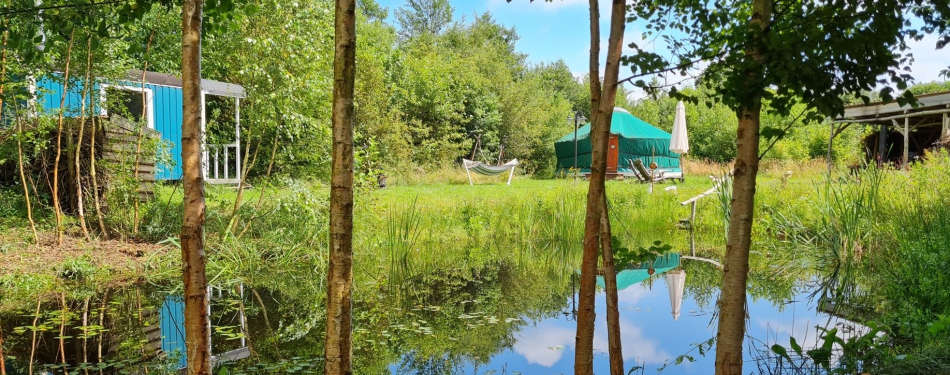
[0,253,862,375]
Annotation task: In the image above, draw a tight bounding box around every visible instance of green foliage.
[612,238,672,268]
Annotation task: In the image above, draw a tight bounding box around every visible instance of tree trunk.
[574,1,603,373]
[90,112,107,237]
[74,36,93,240]
[324,1,356,374]
[181,0,211,373]
[52,30,76,246]
[575,1,627,375]
[714,0,771,374]
[4,25,38,244]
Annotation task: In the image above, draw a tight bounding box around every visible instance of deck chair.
[463,158,519,185]
[630,159,665,183]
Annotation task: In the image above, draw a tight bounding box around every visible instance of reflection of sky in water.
[449,272,863,375]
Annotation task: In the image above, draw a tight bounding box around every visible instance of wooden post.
[943,108,948,138]
[827,122,834,175]
[235,98,241,183]
[903,115,909,170]
[506,164,516,186]
[878,123,887,167]
[689,201,697,256]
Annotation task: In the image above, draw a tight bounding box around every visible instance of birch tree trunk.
[74,36,93,240]
[714,0,771,374]
[181,0,211,373]
[52,31,76,246]
[324,0,356,374]
[575,1,627,374]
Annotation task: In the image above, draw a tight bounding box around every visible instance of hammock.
[462,158,519,185]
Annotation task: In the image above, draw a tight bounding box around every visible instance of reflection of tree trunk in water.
[715,1,770,373]
[599,196,623,375]
[576,1,627,374]
[249,287,281,358]
[96,289,110,375]
[324,0,357,373]
[29,300,40,375]
[81,297,90,375]
[74,36,94,240]
[60,293,70,375]
[0,322,7,375]
[181,0,212,372]
[52,30,77,246]
[132,30,156,236]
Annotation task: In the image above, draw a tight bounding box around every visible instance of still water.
[0,257,862,375]
[388,266,860,375]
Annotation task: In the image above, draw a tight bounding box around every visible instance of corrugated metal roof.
[126,70,246,98]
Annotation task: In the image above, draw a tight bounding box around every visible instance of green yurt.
[555,107,680,175]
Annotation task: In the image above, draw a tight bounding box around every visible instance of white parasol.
[670,101,689,154]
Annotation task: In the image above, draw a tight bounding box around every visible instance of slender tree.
[52,30,76,246]
[324,0,356,374]
[578,1,627,374]
[74,35,93,240]
[181,0,212,372]
[3,20,39,244]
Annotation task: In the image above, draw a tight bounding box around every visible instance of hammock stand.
[462,158,519,186]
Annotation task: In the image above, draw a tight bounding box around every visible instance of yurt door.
[607,134,619,173]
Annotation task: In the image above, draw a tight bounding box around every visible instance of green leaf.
[771,344,791,362]
[789,336,802,356]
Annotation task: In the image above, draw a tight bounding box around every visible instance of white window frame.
[100,84,155,130]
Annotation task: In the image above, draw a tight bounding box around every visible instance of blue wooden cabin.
[35,70,246,184]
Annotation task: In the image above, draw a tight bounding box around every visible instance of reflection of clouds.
[617,283,650,307]
[513,322,576,367]
[594,317,671,365]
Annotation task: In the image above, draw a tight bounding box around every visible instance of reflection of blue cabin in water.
[159,287,250,369]
[36,70,246,184]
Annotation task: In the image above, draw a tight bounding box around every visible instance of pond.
[0,252,863,375]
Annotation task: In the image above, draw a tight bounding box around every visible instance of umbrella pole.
[680,154,685,183]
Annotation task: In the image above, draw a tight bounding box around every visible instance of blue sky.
[375,0,948,99]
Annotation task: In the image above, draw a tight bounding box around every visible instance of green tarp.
[596,253,681,291]
[555,108,681,173]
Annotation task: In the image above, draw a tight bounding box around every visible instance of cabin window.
[102,85,154,130]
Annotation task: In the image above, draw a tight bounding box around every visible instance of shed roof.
[126,70,246,99]
[835,90,950,126]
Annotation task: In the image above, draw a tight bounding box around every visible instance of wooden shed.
[832,91,950,168]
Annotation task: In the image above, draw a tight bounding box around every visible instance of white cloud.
[593,316,672,365]
[906,34,949,83]
[512,322,576,367]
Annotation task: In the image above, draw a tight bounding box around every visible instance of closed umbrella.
[665,269,686,321]
[670,101,689,178]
